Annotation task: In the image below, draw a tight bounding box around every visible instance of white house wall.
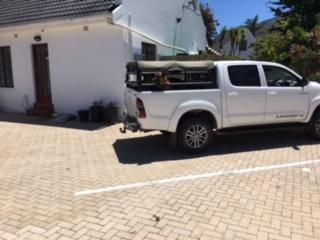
[113,0,207,57]
[0,22,127,114]
[48,23,126,114]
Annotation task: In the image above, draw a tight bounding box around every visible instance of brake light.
[136,98,146,119]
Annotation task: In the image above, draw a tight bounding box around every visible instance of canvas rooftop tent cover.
[127,61,216,72]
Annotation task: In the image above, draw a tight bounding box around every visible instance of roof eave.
[0,14,113,33]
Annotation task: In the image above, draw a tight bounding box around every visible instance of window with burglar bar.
[142,42,156,61]
[0,46,14,88]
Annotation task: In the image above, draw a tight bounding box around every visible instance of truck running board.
[218,123,306,135]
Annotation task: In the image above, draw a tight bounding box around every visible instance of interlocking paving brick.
[0,113,320,239]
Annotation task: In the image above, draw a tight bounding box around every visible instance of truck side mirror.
[301,77,309,87]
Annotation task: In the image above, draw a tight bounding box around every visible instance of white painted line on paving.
[302,167,311,173]
[74,159,320,196]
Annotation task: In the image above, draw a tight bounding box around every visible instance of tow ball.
[120,127,127,134]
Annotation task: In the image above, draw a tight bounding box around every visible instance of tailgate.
[124,88,138,117]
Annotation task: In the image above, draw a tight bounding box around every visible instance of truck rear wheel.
[178,118,213,154]
[305,110,320,139]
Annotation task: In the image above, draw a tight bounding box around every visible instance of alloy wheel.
[184,124,208,149]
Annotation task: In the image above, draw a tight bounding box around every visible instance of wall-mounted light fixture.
[34,35,42,42]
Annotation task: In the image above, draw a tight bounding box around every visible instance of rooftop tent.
[126,61,216,72]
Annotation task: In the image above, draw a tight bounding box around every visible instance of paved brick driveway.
[0,113,320,240]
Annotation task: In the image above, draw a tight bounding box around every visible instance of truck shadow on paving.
[114,129,317,165]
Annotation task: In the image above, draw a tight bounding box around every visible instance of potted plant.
[103,102,119,124]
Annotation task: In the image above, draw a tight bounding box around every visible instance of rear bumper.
[120,114,141,133]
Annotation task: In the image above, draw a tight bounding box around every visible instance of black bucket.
[90,106,103,123]
[77,110,89,122]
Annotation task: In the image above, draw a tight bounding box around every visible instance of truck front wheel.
[305,111,320,139]
[178,118,213,154]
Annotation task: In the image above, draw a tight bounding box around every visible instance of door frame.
[223,63,267,126]
[32,43,53,105]
[259,63,310,123]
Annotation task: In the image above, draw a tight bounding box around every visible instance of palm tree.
[245,15,262,37]
[238,28,247,55]
[229,28,237,56]
[219,26,227,54]
[234,28,241,55]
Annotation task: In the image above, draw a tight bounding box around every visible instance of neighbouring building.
[0,0,207,115]
[219,28,256,59]
[216,18,276,60]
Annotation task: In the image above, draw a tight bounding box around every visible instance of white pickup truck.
[121,60,320,153]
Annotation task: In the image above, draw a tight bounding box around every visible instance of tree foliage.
[239,28,247,55]
[200,3,218,47]
[270,0,320,31]
[228,28,238,56]
[254,0,320,79]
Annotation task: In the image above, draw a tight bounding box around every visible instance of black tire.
[178,118,213,154]
[305,110,320,139]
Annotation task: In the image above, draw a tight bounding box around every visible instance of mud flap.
[169,132,178,150]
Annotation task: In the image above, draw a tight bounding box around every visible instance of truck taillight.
[136,98,146,119]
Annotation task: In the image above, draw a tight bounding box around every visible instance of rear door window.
[228,65,261,87]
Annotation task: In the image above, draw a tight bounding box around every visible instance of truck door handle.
[228,92,239,96]
[268,91,278,95]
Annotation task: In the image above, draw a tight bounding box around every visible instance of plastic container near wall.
[77,110,89,122]
[89,105,103,122]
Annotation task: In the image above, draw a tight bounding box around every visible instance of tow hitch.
[120,115,140,133]
[120,127,127,134]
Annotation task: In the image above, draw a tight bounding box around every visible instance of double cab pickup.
[122,61,320,153]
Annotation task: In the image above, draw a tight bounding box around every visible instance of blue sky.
[201,0,274,32]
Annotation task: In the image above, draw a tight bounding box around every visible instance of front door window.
[263,66,301,87]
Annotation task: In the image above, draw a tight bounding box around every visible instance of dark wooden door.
[32,44,52,104]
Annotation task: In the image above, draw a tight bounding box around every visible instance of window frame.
[141,42,157,61]
[262,64,303,88]
[0,46,14,88]
[227,64,262,88]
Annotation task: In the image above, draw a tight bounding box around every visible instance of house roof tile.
[0,0,119,27]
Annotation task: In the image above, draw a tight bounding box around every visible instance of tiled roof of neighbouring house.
[0,0,120,27]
